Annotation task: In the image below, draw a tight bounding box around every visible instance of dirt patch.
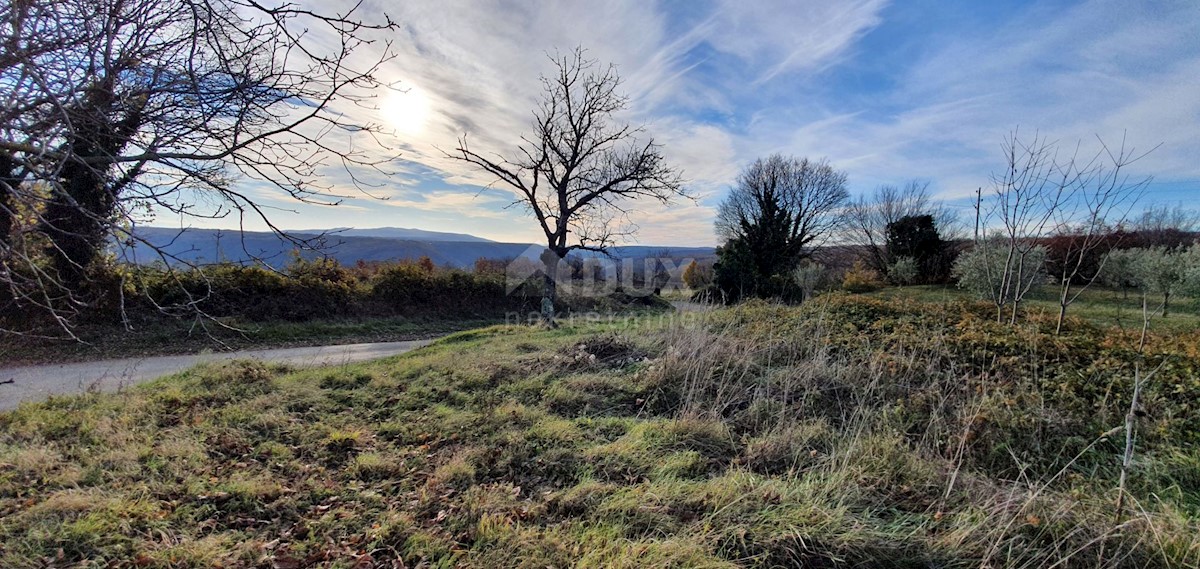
[552,334,649,370]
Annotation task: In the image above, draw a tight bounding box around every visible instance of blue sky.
[179,0,1200,246]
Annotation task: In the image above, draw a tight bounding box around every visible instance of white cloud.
[706,0,887,83]
[751,0,1200,202]
[177,0,1199,246]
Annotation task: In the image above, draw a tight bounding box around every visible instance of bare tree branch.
[449,47,688,326]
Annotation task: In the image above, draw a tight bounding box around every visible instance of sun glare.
[381,85,432,136]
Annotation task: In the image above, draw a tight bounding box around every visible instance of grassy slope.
[1,296,1199,567]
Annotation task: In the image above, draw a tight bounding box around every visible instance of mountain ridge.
[119,226,715,269]
[293,226,494,243]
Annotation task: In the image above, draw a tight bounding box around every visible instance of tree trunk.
[1139,293,1150,354]
[1162,291,1170,318]
[0,152,15,247]
[541,271,557,328]
[41,79,145,293]
[43,156,112,292]
[1055,281,1071,335]
[539,248,561,328]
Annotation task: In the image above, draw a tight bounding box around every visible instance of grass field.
[870,284,1200,333]
[1,294,1198,567]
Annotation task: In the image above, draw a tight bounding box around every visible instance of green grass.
[870,284,1200,332]
[1,296,1198,567]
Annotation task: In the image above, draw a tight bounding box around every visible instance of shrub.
[792,260,831,300]
[952,239,1047,303]
[841,260,883,293]
[140,262,353,321]
[887,256,919,286]
[370,261,529,316]
[885,213,952,283]
[681,260,713,290]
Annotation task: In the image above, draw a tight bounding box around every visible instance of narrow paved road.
[0,339,433,411]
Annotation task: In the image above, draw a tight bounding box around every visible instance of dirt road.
[0,339,432,411]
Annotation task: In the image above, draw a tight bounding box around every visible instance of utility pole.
[973,187,982,243]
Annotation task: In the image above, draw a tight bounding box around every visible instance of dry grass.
[0,297,1198,567]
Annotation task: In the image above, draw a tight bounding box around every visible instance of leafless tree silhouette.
[452,47,686,326]
[1047,134,1151,334]
[0,0,398,337]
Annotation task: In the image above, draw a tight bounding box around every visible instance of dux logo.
[505,244,691,298]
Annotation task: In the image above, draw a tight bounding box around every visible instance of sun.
[381,85,432,136]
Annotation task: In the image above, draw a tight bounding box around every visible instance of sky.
[178,0,1200,246]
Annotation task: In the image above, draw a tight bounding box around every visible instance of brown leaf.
[272,555,303,569]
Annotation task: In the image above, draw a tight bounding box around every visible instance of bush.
[841,260,882,293]
[681,260,713,290]
[139,261,354,321]
[370,261,536,316]
[887,256,919,286]
[792,261,831,300]
[952,239,1047,303]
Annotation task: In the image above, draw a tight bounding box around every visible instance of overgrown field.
[2,295,1199,567]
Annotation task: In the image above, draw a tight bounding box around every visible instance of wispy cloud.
[176,0,1199,246]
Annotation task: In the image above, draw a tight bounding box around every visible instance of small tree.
[452,48,686,326]
[888,257,919,287]
[953,239,1048,319]
[1179,245,1200,303]
[975,131,1074,324]
[1101,248,1141,299]
[1045,135,1150,334]
[844,181,958,275]
[1133,247,1185,317]
[793,261,829,300]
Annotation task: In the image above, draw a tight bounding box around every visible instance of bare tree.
[843,181,958,274]
[1133,204,1199,249]
[975,131,1076,324]
[715,154,848,253]
[0,0,398,337]
[451,48,686,326]
[1047,136,1150,334]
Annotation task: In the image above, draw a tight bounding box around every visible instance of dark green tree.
[714,155,848,302]
[885,214,949,284]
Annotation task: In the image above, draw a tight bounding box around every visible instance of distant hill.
[119,227,715,270]
[297,227,494,243]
